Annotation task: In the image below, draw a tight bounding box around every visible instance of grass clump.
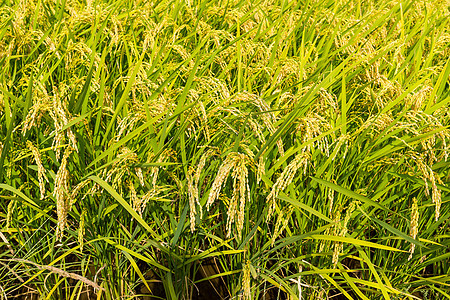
[0,0,449,299]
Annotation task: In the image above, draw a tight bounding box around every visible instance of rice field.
[0,0,449,299]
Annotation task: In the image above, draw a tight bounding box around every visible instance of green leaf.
[310,235,407,252]
[360,208,425,248]
[311,177,388,212]
[88,176,174,257]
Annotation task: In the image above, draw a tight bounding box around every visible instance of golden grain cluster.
[0,0,449,298]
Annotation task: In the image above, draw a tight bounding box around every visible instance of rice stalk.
[267,152,309,220]
[271,205,293,246]
[50,87,78,160]
[332,201,358,266]
[54,146,73,241]
[78,209,86,252]
[6,200,16,229]
[242,260,251,300]
[408,197,419,261]
[26,141,48,200]
[207,152,251,238]
[409,152,442,221]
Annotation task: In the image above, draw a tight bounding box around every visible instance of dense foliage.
[0,0,449,298]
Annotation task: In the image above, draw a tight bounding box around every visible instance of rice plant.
[0,0,449,299]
